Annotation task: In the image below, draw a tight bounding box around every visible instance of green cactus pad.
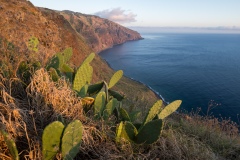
[129,111,141,123]
[119,107,131,121]
[60,63,74,73]
[116,121,138,143]
[136,119,163,144]
[158,100,182,119]
[108,89,125,101]
[82,53,95,65]
[94,91,106,117]
[42,121,64,160]
[49,68,60,82]
[73,63,93,92]
[61,48,73,63]
[142,100,163,126]
[78,84,88,98]
[108,70,123,89]
[123,121,138,142]
[46,55,60,71]
[116,122,124,143]
[1,130,19,160]
[103,98,118,120]
[87,82,104,96]
[61,120,83,160]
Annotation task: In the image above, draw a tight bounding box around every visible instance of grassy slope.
[0,0,239,159]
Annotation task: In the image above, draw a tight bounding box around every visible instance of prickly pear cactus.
[61,120,83,160]
[129,111,141,123]
[103,98,118,120]
[108,89,125,101]
[78,84,88,98]
[1,130,19,160]
[82,53,95,65]
[158,100,182,119]
[61,48,73,63]
[94,91,106,118]
[116,122,124,143]
[119,107,131,121]
[49,67,60,82]
[136,119,163,144]
[46,55,60,71]
[60,63,74,73]
[73,63,93,92]
[142,100,163,126]
[116,121,138,143]
[42,121,64,160]
[87,82,104,96]
[108,70,123,89]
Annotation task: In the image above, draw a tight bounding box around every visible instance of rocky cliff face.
[60,10,143,53]
[0,0,158,107]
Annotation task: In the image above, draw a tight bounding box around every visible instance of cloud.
[95,8,136,24]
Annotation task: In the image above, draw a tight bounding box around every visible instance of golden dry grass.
[0,68,240,160]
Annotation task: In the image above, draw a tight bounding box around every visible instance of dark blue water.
[99,33,240,122]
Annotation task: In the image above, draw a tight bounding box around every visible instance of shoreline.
[99,54,168,106]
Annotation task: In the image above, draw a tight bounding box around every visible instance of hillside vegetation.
[0,0,240,159]
[0,40,239,159]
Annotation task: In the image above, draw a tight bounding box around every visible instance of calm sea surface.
[99,33,240,122]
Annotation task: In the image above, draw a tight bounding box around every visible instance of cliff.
[59,10,143,53]
[0,0,158,107]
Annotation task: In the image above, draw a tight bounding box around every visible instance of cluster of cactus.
[42,120,83,160]
[46,47,75,82]
[0,130,19,160]
[116,100,182,144]
[92,70,124,119]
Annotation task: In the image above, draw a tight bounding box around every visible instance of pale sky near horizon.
[29,0,240,32]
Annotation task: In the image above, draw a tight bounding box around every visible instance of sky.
[29,0,240,33]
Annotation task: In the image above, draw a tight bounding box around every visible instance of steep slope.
[0,0,159,108]
[60,10,143,53]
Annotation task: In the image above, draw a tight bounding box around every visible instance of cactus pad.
[142,100,163,126]
[42,121,64,160]
[82,53,95,65]
[94,91,106,117]
[73,63,93,92]
[103,98,118,120]
[108,70,123,89]
[119,107,131,121]
[87,82,104,96]
[158,100,182,119]
[108,89,125,101]
[116,121,138,143]
[1,130,19,160]
[61,48,73,63]
[61,120,83,160]
[136,119,163,144]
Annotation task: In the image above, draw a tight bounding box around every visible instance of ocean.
[99,33,240,122]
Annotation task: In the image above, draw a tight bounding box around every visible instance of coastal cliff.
[0,0,158,106]
[60,10,143,53]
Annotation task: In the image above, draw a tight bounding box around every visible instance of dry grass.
[1,68,240,159]
[0,88,238,158]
